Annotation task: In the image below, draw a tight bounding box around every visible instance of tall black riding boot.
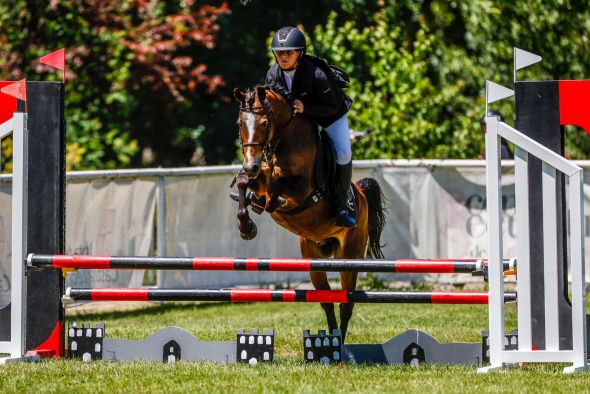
[334,161,357,228]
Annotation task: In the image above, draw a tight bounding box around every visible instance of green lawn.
[1,301,590,393]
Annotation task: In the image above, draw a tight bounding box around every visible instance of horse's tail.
[356,177,387,259]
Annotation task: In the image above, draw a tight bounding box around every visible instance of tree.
[0,0,229,170]
[4,1,588,167]
[312,0,590,159]
[1,0,342,168]
[313,9,480,159]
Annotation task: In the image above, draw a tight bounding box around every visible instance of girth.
[275,183,329,216]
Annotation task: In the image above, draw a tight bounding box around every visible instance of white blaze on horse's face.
[241,111,267,179]
[243,112,257,145]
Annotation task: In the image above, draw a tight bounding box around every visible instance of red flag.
[0,81,18,124]
[39,48,66,82]
[0,79,27,102]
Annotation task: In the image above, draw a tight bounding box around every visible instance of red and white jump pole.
[29,254,516,274]
[64,288,517,304]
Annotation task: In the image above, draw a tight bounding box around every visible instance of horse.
[232,84,386,341]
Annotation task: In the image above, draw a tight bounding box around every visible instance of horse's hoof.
[240,223,257,240]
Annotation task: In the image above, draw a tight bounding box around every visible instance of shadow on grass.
[66,301,234,321]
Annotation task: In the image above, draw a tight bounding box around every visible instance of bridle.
[238,93,295,164]
[239,100,279,163]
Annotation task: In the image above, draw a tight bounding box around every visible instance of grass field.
[2,297,590,393]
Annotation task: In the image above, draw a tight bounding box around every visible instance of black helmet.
[270,27,306,52]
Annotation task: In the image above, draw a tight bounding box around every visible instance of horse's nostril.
[243,161,261,178]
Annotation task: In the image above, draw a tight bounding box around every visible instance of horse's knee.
[236,173,250,189]
[238,208,249,220]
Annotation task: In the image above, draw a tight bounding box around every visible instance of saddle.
[276,127,342,216]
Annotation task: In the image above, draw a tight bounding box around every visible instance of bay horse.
[232,85,386,341]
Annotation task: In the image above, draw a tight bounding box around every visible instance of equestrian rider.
[265,26,357,228]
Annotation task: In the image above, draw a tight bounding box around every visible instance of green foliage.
[2,0,590,167]
[0,0,229,170]
[312,0,590,160]
[314,10,479,159]
[358,272,388,290]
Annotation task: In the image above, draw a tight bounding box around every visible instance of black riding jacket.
[265,55,352,128]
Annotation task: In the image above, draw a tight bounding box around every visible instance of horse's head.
[234,85,291,178]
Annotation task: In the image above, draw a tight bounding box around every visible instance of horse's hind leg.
[336,214,369,342]
[338,272,358,343]
[301,239,338,333]
[311,272,338,333]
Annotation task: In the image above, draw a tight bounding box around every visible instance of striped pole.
[64,288,517,304]
[30,254,515,274]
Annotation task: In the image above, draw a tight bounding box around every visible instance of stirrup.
[336,209,357,228]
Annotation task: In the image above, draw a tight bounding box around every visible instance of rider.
[265,26,357,228]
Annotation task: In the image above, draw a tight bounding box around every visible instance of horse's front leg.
[236,173,257,240]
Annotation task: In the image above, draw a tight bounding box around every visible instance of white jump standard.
[480,65,589,373]
[0,113,35,364]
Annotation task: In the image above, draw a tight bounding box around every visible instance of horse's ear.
[257,86,266,102]
[233,88,246,103]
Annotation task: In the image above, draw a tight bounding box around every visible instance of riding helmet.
[270,27,306,52]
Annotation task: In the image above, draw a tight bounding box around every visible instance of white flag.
[486,81,514,104]
[514,48,542,71]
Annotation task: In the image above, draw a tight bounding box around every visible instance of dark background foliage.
[1,0,589,170]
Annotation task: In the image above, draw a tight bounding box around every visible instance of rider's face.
[275,50,300,70]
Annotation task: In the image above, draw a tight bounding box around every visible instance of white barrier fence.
[4,160,590,296]
[0,160,523,296]
[0,160,590,298]
[481,115,587,373]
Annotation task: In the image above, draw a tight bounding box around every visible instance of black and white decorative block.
[163,340,181,363]
[236,329,274,364]
[402,342,426,366]
[481,329,519,364]
[303,329,343,364]
[67,322,104,362]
